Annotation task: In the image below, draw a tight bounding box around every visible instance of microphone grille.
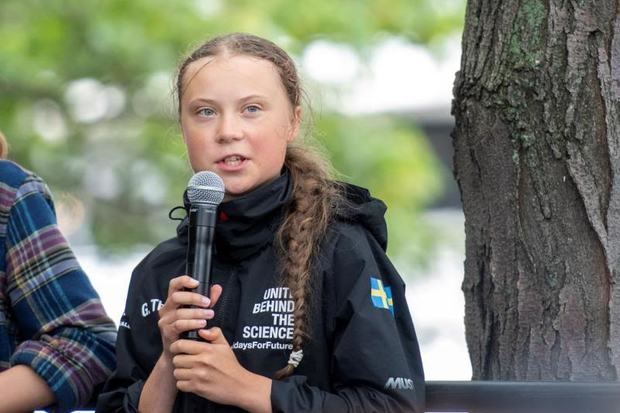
[187,171,225,206]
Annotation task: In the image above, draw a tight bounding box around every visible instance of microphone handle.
[186,206,216,341]
[193,224,214,297]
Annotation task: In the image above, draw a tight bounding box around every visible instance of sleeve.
[271,225,425,413]
[5,176,117,412]
[95,261,165,413]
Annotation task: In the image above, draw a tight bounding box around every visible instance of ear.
[287,105,302,142]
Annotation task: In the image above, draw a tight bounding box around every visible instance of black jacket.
[97,172,425,412]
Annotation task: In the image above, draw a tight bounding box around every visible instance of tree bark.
[453,0,620,381]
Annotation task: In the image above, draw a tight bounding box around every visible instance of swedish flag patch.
[370,277,395,316]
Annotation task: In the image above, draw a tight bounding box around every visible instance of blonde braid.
[274,145,342,379]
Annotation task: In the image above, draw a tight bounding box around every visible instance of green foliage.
[0,0,463,262]
[314,114,443,263]
[317,114,441,210]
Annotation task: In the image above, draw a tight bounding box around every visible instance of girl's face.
[180,54,301,200]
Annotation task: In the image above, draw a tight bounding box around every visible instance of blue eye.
[245,105,261,113]
[198,107,215,117]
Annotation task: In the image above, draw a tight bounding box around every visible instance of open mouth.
[221,155,246,167]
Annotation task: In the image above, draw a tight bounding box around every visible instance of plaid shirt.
[0,160,116,412]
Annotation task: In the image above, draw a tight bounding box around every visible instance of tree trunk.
[453,0,620,381]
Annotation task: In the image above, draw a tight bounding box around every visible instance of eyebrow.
[239,94,269,103]
[187,94,269,106]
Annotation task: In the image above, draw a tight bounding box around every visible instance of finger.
[171,291,211,308]
[174,308,215,321]
[169,319,207,336]
[170,338,209,355]
[168,275,199,297]
[209,284,223,307]
[198,327,228,344]
[172,354,194,369]
[176,380,193,393]
[173,367,193,381]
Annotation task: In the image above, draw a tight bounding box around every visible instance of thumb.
[199,326,228,344]
[209,284,223,307]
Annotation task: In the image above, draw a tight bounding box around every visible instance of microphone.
[185,170,225,340]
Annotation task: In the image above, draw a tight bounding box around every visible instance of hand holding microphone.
[158,275,220,359]
[184,171,225,340]
[157,171,226,355]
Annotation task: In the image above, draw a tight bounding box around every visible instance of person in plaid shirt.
[0,132,116,412]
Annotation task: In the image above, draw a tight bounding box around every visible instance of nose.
[216,113,243,143]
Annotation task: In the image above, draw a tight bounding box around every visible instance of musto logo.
[384,377,415,391]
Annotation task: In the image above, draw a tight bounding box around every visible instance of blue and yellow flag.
[385,286,394,316]
[370,277,394,316]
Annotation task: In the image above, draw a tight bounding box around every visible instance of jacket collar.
[176,171,293,261]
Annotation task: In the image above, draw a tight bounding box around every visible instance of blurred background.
[0,0,470,380]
